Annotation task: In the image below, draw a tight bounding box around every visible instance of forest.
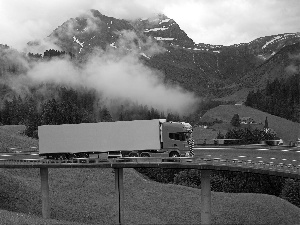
[245,74,300,123]
[0,85,186,138]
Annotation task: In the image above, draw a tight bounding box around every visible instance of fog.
[5,30,198,115]
[285,53,300,74]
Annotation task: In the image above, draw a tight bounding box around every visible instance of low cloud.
[289,53,300,61]
[8,31,198,115]
[285,53,300,74]
[24,39,62,54]
[285,64,299,75]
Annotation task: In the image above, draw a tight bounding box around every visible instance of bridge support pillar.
[115,168,124,225]
[201,169,211,225]
[40,167,50,219]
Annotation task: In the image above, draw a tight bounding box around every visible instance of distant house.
[240,117,255,124]
[235,103,243,106]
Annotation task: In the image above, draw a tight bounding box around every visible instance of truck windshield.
[169,132,190,141]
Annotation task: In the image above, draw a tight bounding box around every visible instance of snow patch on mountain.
[154,37,174,41]
[262,33,297,49]
[144,27,169,32]
[262,36,282,49]
[140,53,150,59]
[110,42,117,48]
[73,36,84,47]
[159,19,171,24]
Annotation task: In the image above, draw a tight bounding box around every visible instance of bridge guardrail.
[0,157,299,177]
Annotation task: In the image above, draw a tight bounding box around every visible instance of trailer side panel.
[38,120,161,154]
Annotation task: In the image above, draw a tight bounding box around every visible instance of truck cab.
[161,121,193,157]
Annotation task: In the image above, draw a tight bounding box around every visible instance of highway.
[194,145,300,167]
[0,145,299,168]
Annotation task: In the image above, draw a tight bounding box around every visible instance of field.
[200,105,300,143]
[0,125,300,224]
[0,125,38,152]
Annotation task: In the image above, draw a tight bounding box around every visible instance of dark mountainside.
[0,9,299,99]
[42,9,300,98]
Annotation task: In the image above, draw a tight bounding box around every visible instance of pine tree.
[101,107,113,122]
[264,116,269,131]
[1,99,11,125]
[24,102,40,139]
[230,114,240,127]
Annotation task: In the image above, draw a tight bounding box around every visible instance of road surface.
[194,145,300,167]
[0,145,299,168]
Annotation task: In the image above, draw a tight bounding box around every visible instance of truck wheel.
[169,151,180,157]
[140,152,150,157]
[129,152,138,157]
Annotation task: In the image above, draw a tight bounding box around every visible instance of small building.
[240,117,255,124]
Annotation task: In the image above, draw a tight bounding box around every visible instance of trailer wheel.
[140,152,150,157]
[129,152,138,157]
[169,151,180,157]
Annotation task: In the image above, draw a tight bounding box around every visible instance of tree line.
[0,86,183,138]
[245,74,300,122]
[28,49,75,60]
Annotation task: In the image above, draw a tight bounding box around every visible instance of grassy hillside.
[201,105,300,143]
[0,125,300,224]
[0,125,38,152]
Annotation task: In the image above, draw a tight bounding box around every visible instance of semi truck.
[38,119,194,159]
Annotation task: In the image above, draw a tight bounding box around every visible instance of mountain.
[242,42,300,88]
[22,10,300,100]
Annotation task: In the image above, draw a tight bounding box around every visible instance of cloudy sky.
[0,0,300,50]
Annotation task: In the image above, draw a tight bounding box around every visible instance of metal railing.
[0,157,299,177]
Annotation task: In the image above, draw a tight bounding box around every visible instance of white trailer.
[38,119,194,159]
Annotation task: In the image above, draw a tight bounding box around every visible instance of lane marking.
[282,159,287,161]
[238,156,246,158]
[281,150,289,152]
[1,154,11,157]
[292,160,297,162]
[22,159,41,161]
[30,153,39,155]
[257,148,269,151]
[194,147,231,150]
[270,158,276,160]
[256,157,262,159]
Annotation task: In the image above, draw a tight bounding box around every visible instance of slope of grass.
[0,209,87,225]
[193,127,219,144]
[1,168,300,225]
[0,125,300,224]
[201,105,300,143]
[0,125,38,152]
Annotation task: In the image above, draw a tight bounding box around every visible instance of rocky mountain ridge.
[5,9,300,101]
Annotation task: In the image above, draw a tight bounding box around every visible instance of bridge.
[0,145,299,225]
